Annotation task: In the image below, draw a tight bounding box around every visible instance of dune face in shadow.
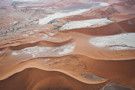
[0,68,106,90]
[0,0,135,90]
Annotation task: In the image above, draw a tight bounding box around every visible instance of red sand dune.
[64,0,135,21]
[0,0,135,90]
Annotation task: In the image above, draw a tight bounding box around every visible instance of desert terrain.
[0,0,135,90]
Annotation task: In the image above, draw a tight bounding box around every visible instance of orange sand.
[0,0,135,90]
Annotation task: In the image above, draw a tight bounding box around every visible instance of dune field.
[0,0,135,90]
